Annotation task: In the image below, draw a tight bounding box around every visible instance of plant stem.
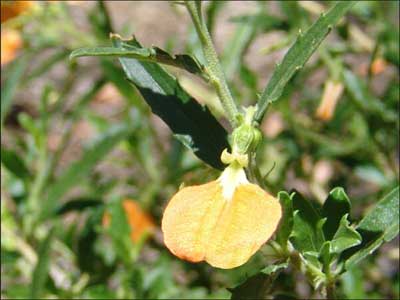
[326,279,337,299]
[185,1,239,128]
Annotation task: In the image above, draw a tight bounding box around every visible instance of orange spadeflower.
[316,80,344,121]
[103,199,155,243]
[1,29,22,65]
[162,162,282,269]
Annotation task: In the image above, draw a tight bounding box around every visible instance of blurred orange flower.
[162,162,282,269]
[1,28,22,65]
[103,199,156,243]
[316,80,344,121]
[1,0,34,23]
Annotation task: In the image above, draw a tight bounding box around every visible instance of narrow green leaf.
[255,1,355,123]
[289,191,325,252]
[344,186,399,270]
[71,41,204,77]
[276,191,294,247]
[30,228,54,299]
[321,187,351,240]
[88,0,113,40]
[41,124,132,219]
[343,69,398,122]
[110,35,229,169]
[230,13,288,32]
[1,54,30,125]
[330,214,361,254]
[1,148,31,180]
[55,198,103,215]
[106,200,136,264]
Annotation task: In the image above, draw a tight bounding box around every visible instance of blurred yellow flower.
[1,0,34,23]
[316,80,344,121]
[1,28,22,65]
[103,199,156,243]
[162,163,282,269]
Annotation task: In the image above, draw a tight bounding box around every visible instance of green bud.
[230,106,262,155]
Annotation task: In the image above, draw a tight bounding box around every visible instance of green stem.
[185,1,239,128]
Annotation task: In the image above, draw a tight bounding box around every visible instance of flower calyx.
[230,106,262,156]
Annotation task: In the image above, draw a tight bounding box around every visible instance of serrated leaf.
[344,186,399,270]
[322,187,351,240]
[330,214,361,254]
[71,41,204,76]
[1,148,31,180]
[255,1,355,123]
[110,35,229,169]
[289,191,325,253]
[30,227,54,299]
[40,124,133,219]
[276,191,294,247]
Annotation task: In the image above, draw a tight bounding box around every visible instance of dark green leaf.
[41,124,133,219]
[229,13,289,32]
[289,191,325,252]
[322,187,351,240]
[229,273,272,300]
[30,227,54,299]
[344,186,399,270]
[276,191,294,247]
[1,54,30,125]
[110,35,229,169]
[71,40,204,77]
[1,148,30,180]
[255,1,355,123]
[330,214,361,254]
[55,197,103,215]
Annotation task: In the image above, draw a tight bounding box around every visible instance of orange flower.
[162,159,282,269]
[316,80,344,121]
[103,199,155,243]
[1,28,22,65]
[1,1,34,23]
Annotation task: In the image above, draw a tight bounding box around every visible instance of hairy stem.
[185,1,239,128]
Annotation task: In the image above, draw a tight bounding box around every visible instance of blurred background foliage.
[1,1,399,299]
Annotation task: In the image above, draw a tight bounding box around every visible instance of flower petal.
[162,181,282,269]
[205,183,281,269]
[162,181,223,262]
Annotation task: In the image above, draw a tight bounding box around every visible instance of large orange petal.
[205,183,281,269]
[162,181,223,262]
[162,181,281,269]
